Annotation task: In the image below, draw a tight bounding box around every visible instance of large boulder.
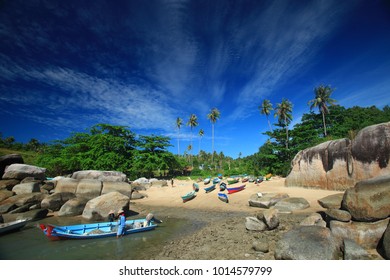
[101,181,133,197]
[341,175,390,222]
[2,208,48,222]
[0,154,24,178]
[274,226,340,260]
[286,122,390,190]
[12,182,41,195]
[0,179,20,191]
[248,193,289,209]
[0,193,47,214]
[273,197,310,212]
[343,238,370,260]
[54,178,78,193]
[330,218,389,249]
[58,197,89,217]
[0,190,14,203]
[382,223,390,259]
[71,170,127,182]
[41,192,76,211]
[75,179,102,199]
[82,191,129,221]
[2,163,46,181]
[317,193,344,209]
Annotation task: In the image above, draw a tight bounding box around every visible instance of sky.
[1,0,390,158]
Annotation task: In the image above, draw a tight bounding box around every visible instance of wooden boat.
[212,177,221,184]
[182,190,196,202]
[219,182,227,191]
[39,218,158,240]
[217,173,223,179]
[0,219,29,235]
[193,182,199,192]
[227,178,239,185]
[203,177,211,184]
[204,184,216,193]
[226,184,246,194]
[241,176,249,183]
[265,173,272,180]
[218,193,229,203]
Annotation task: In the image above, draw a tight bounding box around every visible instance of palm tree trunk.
[322,111,327,136]
[212,124,214,163]
[267,116,273,132]
[285,116,289,149]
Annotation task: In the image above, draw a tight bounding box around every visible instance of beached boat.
[204,184,216,193]
[212,177,221,184]
[0,219,29,235]
[182,190,196,202]
[227,178,239,185]
[217,173,223,179]
[218,193,229,203]
[241,176,249,183]
[203,177,211,184]
[39,218,159,240]
[219,182,227,191]
[193,182,199,192]
[265,173,272,180]
[226,184,246,194]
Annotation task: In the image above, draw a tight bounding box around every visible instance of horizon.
[1,0,390,159]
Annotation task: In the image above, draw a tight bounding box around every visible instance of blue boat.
[219,182,227,191]
[193,182,199,192]
[212,177,221,184]
[218,193,229,203]
[39,218,159,240]
[204,184,216,193]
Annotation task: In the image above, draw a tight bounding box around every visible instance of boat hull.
[182,190,196,202]
[218,193,228,203]
[226,184,246,194]
[0,219,29,235]
[39,219,157,240]
[204,185,215,193]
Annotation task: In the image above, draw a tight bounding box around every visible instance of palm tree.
[176,117,183,155]
[274,98,293,149]
[187,114,198,166]
[308,85,337,137]
[259,99,273,131]
[198,129,204,154]
[207,107,220,164]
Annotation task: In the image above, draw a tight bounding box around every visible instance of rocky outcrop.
[286,122,390,190]
[0,179,20,191]
[75,179,102,199]
[101,181,133,197]
[383,224,390,259]
[54,178,78,193]
[273,197,310,212]
[82,191,130,221]
[341,175,390,222]
[248,193,289,208]
[12,182,41,195]
[71,170,127,182]
[274,226,341,260]
[2,163,46,181]
[0,154,24,178]
[58,197,89,217]
[317,193,344,209]
[343,238,370,260]
[41,192,76,211]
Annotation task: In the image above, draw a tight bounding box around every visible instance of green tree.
[308,85,337,137]
[207,107,220,164]
[274,98,293,149]
[259,99,274,131]
[176,117,183,155]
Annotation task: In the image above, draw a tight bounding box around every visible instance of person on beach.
[171,178,174,187]
[108,210,115,222]
[116,209,126,238]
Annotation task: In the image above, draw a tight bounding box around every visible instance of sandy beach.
[130,177,366,260]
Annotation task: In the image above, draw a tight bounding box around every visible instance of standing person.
[108,210,115,222]
[171,178,174,187]
[116,209,126,238]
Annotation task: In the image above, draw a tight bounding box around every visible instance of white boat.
[0,219,29,235]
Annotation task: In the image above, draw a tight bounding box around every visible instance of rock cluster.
[0,157,162,223]
[261,175,390,260]
[285,122,390,190]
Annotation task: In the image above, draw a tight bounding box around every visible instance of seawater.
[0,215,199,260]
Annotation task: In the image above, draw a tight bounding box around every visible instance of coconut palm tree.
[259,99,273,131]
[308,85,337,137]
[274,98,293,149]
[207,107,220,164]
[176,117,183,155]
[187,114,198,166]
[198,128,204,154]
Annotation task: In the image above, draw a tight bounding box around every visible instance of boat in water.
[0,219,29,235]
[39,218,159,240]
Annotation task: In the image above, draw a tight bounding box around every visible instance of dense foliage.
[1,105,389,179]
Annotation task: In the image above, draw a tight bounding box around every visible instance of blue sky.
[1,0,390,158]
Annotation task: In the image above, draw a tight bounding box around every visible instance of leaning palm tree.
[259,99,273,131]
[274,98,293,149]
[308,85,337,137]
[207,107,220,164]
[187,114,198,166]
[176,117,183,155]
[198,128,204,154]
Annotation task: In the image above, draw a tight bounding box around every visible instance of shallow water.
[0,214,201,260]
